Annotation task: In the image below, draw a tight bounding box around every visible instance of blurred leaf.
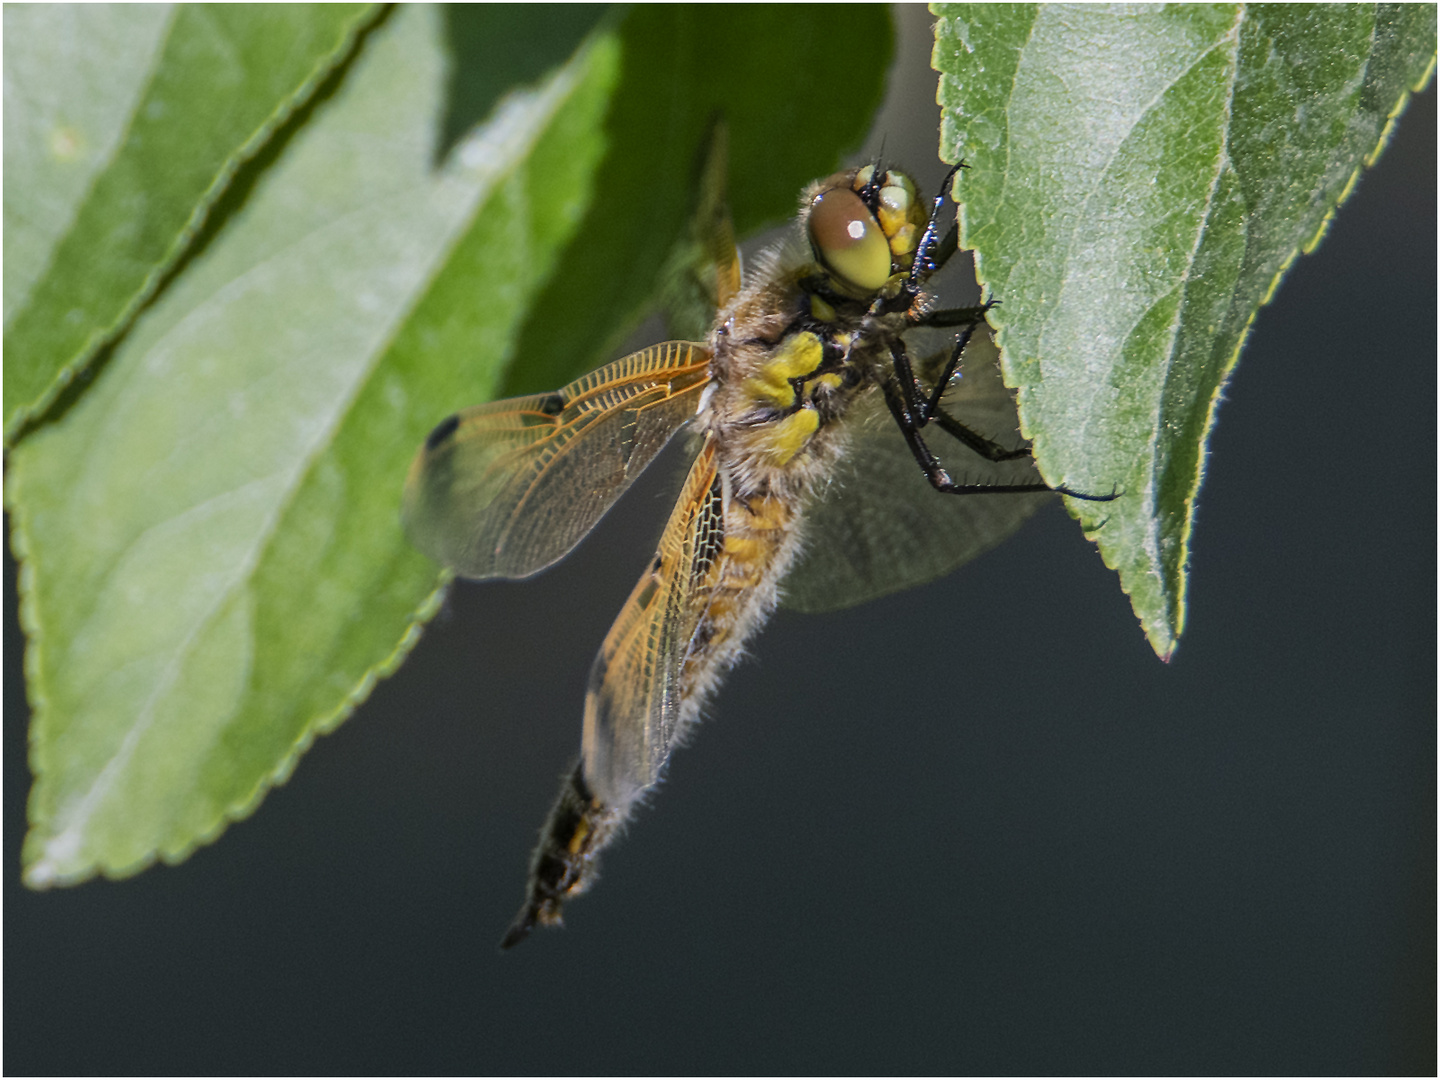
[9,6,618,886]
[933,3,1435,658]
[497,4,894,396]
[3,4,378,445]
[7,4,892,885]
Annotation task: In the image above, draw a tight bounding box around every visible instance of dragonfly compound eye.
[807,185,892,294]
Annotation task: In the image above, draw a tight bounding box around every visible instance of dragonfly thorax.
[700,166,934,505]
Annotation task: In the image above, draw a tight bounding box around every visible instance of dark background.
[7,10,1434,1075]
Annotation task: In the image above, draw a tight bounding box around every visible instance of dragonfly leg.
[904,309,1055,467]
[914,304,997,419]
[881,343,1117,502]
[909,161,966,281]
[930,410,1033,463]
[888,325,1017,452]
[916,303,994,328]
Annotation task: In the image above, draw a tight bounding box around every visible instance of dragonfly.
[403,146,1115,949]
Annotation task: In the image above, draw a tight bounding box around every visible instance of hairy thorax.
[676,245,923,713]
[703,247,914,504]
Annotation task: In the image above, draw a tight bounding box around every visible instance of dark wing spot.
[424,413,461,452]
[538,392,566,416]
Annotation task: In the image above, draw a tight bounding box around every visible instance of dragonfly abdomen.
[680,487,804,715]
[499,763,623,950]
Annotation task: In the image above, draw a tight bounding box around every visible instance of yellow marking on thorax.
[743,331,823,408]
[739,330,837,467]
[804,371,842,396]
[759,407,820,466]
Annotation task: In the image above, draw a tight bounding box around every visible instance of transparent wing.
[582,441,724,809]
[403,342,711,579]
[783,331,1050,613]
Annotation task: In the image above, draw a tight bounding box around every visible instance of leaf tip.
[1143,606,1181,663]
[21,829,85,890]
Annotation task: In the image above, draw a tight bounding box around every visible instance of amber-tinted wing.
[403,342,711,580]
[783,330,1050,613]
[581,441,724,809]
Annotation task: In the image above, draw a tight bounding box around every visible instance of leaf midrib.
[1036,11,1244,480]
[26,48,595,879]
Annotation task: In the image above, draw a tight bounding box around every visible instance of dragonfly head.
[804,166,927,300]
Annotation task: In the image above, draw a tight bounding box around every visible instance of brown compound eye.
[807,186,892,293]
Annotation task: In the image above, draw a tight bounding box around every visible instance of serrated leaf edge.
[1074,12,1243,661]
[937,7,1434,661]
[14,37,600,889]
[1147,33,1437,661]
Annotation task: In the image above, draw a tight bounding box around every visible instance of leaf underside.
[2,3,380,444]
[932,3,1436,657]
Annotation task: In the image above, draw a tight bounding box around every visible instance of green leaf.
[8,6,616,886]
[933,3,1436,658]
[494,5,895,397]
[2,3,378,444]
[8,5,891,886]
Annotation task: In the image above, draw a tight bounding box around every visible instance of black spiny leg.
[920,307,1032,465]
[880,378,1063,496]
[903,162,1000,422]
[874,164,968,320]
[930,410,1033,463]
[913,302,998,420]
[918,303,993,328]
[911,301,1042,465]
[882,339,1116,502]
[909,162,967,284]
[893,305,1010,448]
[882,163,1116,502]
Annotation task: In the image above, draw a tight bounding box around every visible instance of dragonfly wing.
[582,441,724,809]
[782,332,1050,613]
[403,341,711,579]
